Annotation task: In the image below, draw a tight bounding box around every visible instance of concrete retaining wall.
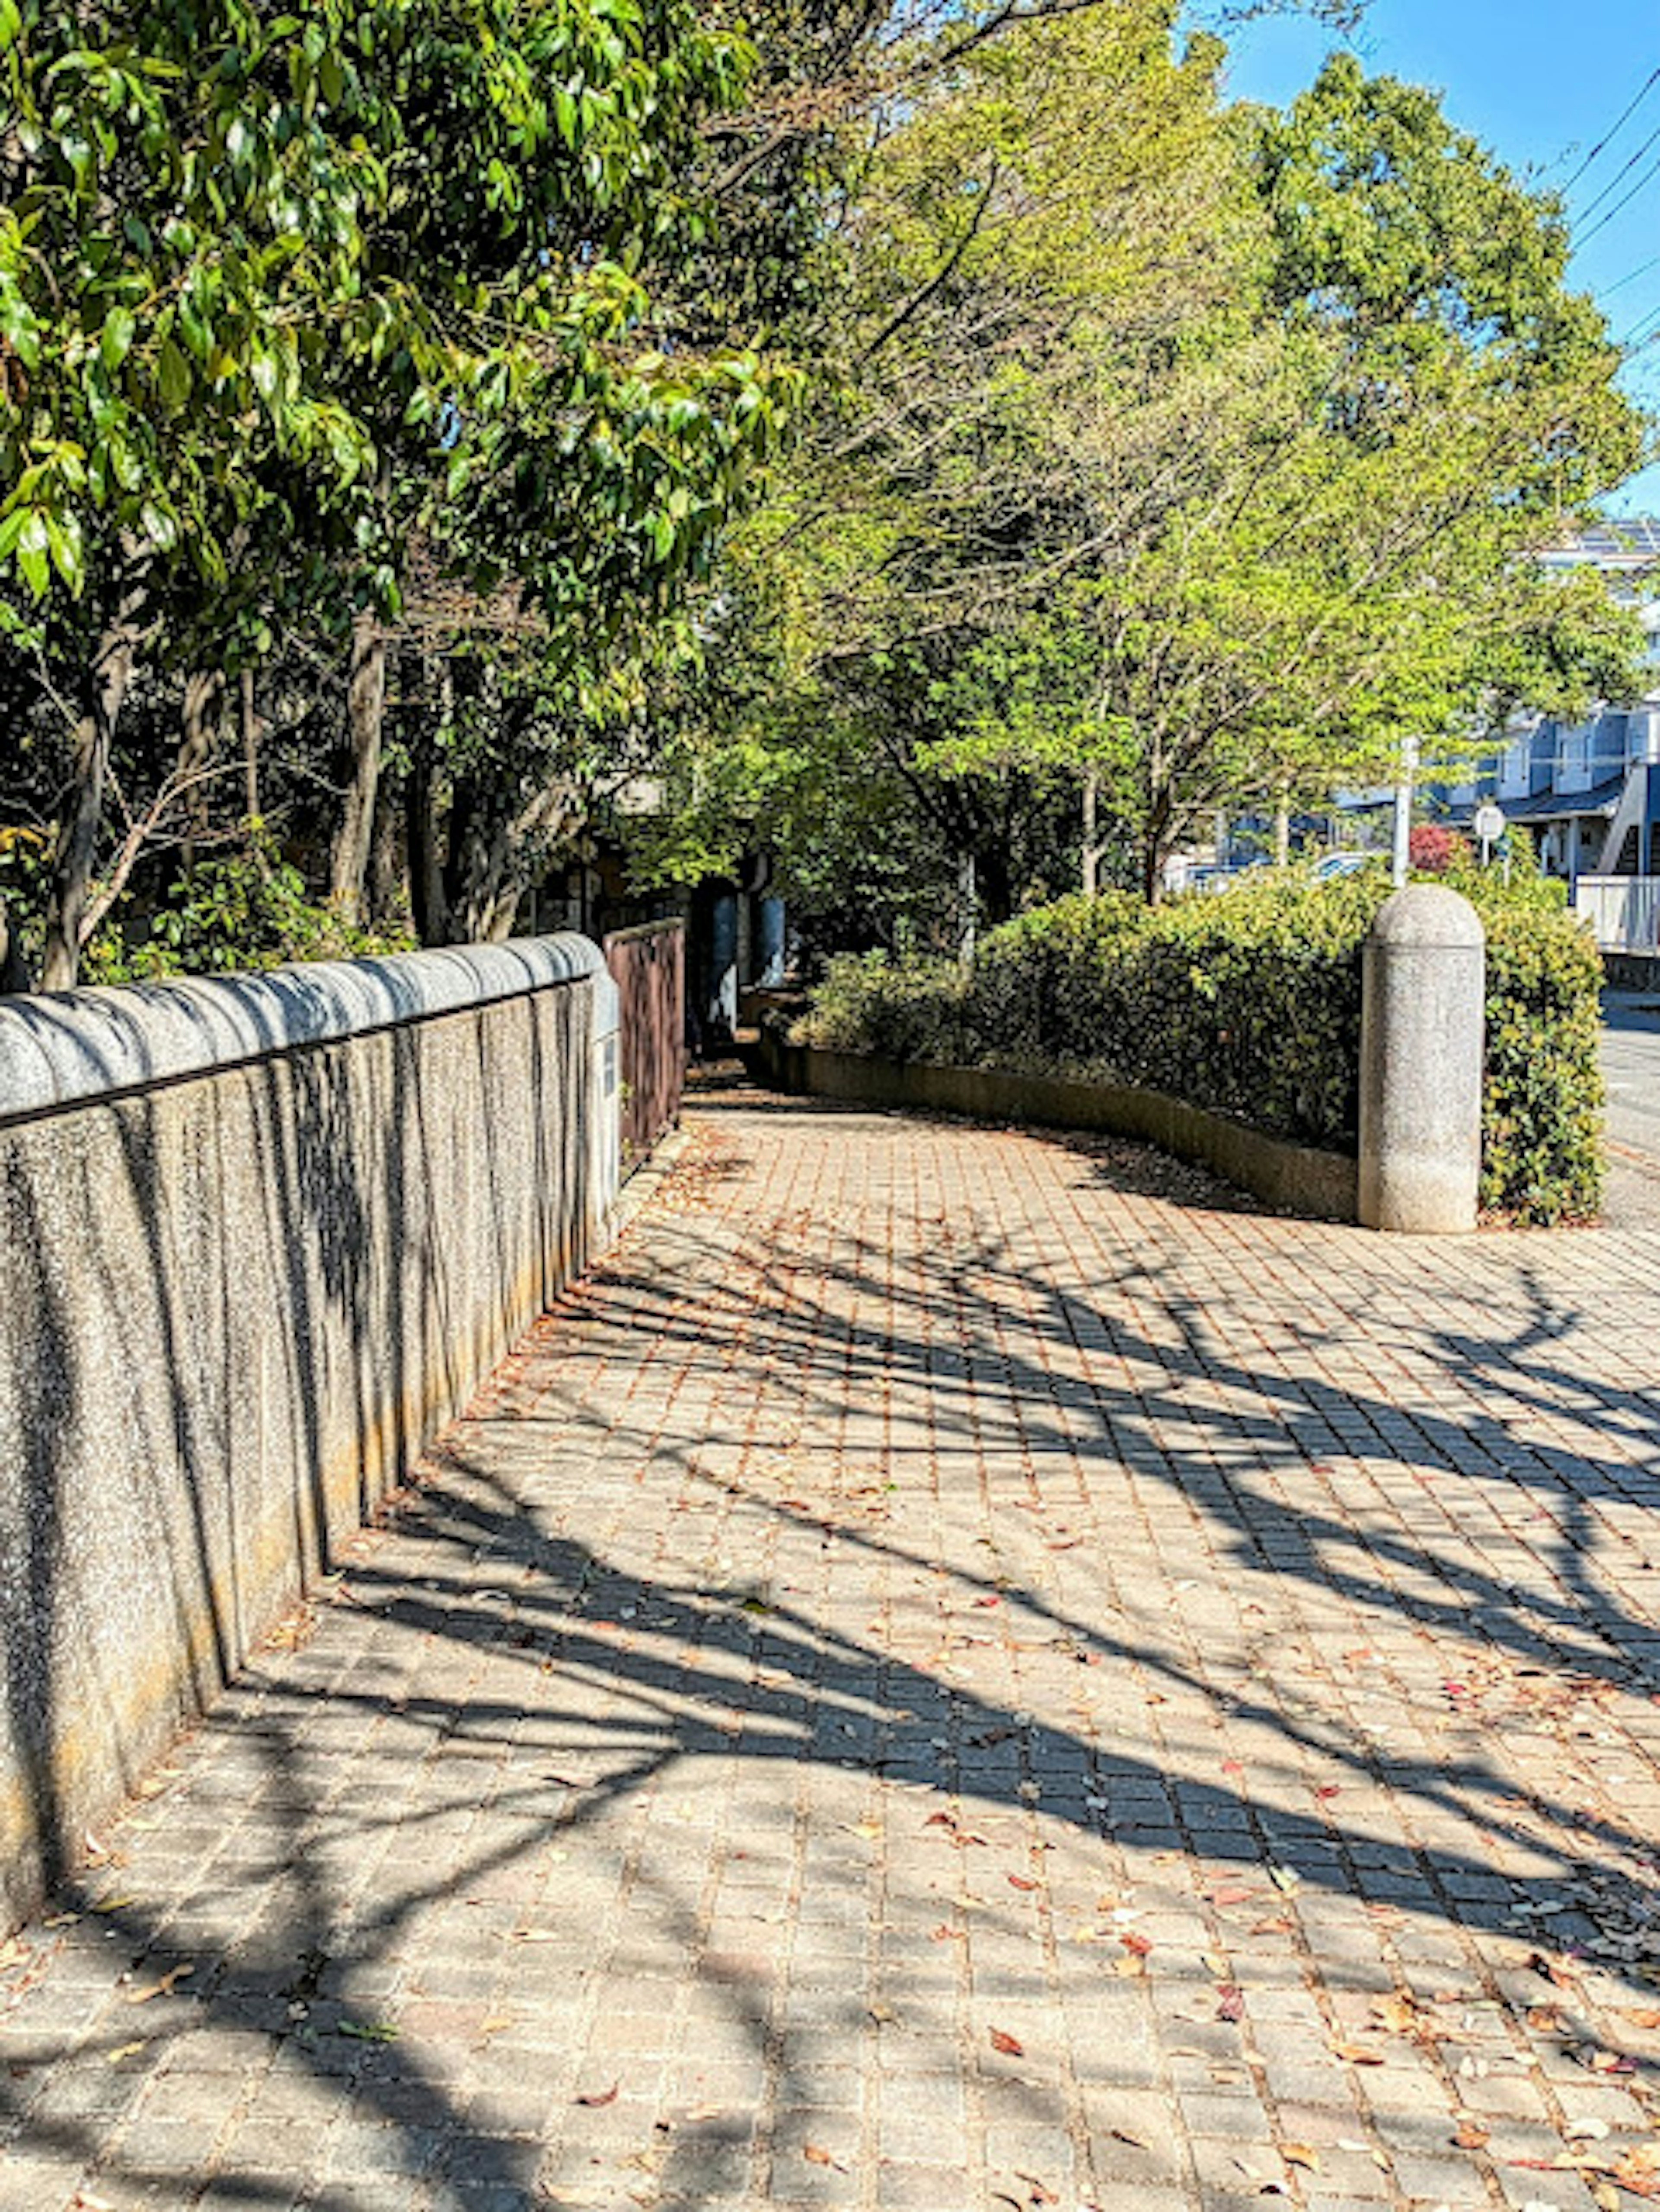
[750,1031,1358,1223]
[0,938,618,1927]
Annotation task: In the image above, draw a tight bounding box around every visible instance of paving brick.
[0,1087,1656,2212]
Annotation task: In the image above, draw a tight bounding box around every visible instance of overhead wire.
[1575,114,1660,225]
[1560,63,1660,196]
[1601,250,1660,297]
[1577,149,1660,249]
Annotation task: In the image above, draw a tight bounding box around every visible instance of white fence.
[1574,875,1660,953]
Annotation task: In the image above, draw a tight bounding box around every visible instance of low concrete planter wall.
[750,1031,1358,1223]
[1604,949,1660,993]
[0,938,618,1928]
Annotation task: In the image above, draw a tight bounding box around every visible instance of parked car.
[1315,852,1373,879]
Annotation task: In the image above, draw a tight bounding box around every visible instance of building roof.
[1543,519,1660,571]
[1449,774,1629,828]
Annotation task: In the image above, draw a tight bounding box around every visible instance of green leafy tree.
[0,0,801,980]
[678,22,1647,924]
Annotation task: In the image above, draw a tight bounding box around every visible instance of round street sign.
[1472,801,1505,846]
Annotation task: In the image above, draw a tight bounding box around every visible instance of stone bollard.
[1359,885,1485,1233]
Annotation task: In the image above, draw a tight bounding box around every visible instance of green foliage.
[1,0,811,983]
[692,23,1648,924]
[1475,904,1604,1225]
[802,950,977,1064]
[82,833,411,983]
[797,870,1604,1224]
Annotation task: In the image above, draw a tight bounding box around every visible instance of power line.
[1602,250,1660,297]
[1577,147,1660,249]
[1561,64,1660,196]
[1576,113,1660,224]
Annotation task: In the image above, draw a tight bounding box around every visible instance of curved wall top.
[0,934,607,1125]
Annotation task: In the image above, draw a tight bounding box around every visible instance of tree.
[0,0,389,980]
[0,0,800,980]
[658,24,1646,929]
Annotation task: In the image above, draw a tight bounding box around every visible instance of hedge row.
[794,867,1605,1223]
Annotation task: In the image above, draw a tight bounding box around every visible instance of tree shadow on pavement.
[2,1098,1659,2210]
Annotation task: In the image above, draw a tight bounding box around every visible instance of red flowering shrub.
[1408,823,1466,874]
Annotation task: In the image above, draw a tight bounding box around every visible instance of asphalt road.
[1602,990,1660,1229]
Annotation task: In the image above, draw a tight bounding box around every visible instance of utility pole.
[1391,734,1421,888]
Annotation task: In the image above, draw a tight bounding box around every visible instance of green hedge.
[795,866,1605,1224]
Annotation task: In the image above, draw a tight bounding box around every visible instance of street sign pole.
[1472,799,1505,869]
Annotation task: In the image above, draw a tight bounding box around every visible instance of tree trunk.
[0,893,33,993]
[956,846,977,967]
[178,670,222,871]
[409,660,453,947]
[39,581,146,990]
[368,784,402,933]
[1140,797,1174,905]
[330,607,387,923]
[1274,782,1290,868]
[240,667,262,822]
[978,841,1013,928]
[1081,766,1100,897]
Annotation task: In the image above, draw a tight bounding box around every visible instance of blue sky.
[1216,0,1660,510]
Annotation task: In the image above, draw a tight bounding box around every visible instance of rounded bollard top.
[1368,883,1485,951]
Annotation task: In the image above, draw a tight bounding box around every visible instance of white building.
[1438,520,1660,887]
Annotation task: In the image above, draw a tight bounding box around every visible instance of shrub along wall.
[795,866,1604,1224]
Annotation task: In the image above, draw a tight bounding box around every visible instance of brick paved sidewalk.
[3,1078,1660,2212]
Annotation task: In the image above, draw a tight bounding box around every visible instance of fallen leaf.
[1453,2121,1491,2150]
[1331,2040,1385,2065]
[1529,1950,1580,1990]
[1284,2144,1321,2172]
[804,2144,848,2171]
[576,2083,619,2107]
[924,1812,988,1847]
[990,2027,1025,2056]
[1015,2174,1059,2204]
[1109,2127,1149,2149]
[338,2020,398,2043]
[1008,1874,1039,1893]
[1216,1985,1245,2023]
[106,2042,146,2064]
[1576,2044,1635,2075]
[127,1963,193,2005]
[1375,1994,1427,2037]
[1611,2145,1660,2198]
[1120,1932,1152,1958]
[1268,1866,1301,1896]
